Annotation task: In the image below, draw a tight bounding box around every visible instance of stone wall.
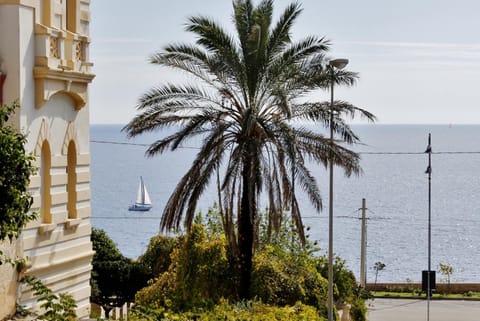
[367,282,480,294]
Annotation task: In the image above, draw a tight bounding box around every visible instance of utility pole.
[360,198,367,287]
[425,133,432,321]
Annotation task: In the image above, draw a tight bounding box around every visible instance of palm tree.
[124,0,375,299]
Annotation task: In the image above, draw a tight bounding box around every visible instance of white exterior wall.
[0,5,21,121]
[0,4,31,318]
[19,4,36,121]
[0,0,95,319]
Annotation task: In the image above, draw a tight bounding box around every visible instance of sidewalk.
[367,298,480,321]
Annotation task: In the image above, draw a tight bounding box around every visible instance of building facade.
[0,0,94,318]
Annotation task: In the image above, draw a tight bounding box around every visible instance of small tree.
[90,229,150,318]
[438,263,454,292]
[0,101,36,242]
[373,262,386,286]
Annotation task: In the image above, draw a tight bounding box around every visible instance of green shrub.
[91,228,150,317]
[350,299,367,321]
[203,300,325,321]
[135,224,236,312]
[130,299,326,321]
[134,211,366,320]
[138,234,180,276]
[251,245,328,311]
[20,276,76,321]
[0,101,37,241]
[316,256,357,304]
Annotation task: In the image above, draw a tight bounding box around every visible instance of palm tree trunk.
[238,156,255,299]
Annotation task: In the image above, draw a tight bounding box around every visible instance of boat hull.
[128,204,152,211]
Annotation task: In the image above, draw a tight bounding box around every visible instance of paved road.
[367,298,480,321]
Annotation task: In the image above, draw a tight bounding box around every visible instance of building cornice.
[0,0,36,7]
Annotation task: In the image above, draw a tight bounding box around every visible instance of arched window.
[67,141,77,219]
[41,141,52,224]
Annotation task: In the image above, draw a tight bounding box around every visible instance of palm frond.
[136,84,213,110]
[267,2,302,57]
[127,1,375,265]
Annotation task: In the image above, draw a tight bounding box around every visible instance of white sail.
[130,176,152,211]
[141,178,152,205]
[136,177,152,205]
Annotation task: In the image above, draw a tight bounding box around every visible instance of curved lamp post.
[328,58,348,321]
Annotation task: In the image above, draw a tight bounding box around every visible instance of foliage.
[135,212,366,320]
[203,300,325,321]
[90,228,150,317]
[0,101,37,242]
[130,299,326,321]
[258,211,319,255]
[136,224,237,312]
[373,261,386,285]
[124,0,374,299]
[138,233,180,276]
[438,263,454,285]
[20,275,76,321]
[316,255,357,305]
[350,298,367,321]
[251,244,328,312]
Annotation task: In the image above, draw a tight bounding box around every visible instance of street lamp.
[328,58,348,321]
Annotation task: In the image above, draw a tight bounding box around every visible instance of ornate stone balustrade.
[34,23,94,110]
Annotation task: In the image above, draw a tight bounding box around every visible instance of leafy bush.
[138,234,180,276]
[91,228,150,317]
[200,300,325,321]
[135,224,237,311]
[350,298,367,321]
[0,101,36,241]
[134,210,366,320]
[316,255,357,304]
[130,299,326,321]
[251,245,328,311]
[20,276,76,321]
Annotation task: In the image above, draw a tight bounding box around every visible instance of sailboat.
[128,176,152,211]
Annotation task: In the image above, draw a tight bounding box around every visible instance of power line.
[90,140,150,147]
[90,140,200,149]
[360,151,480,154]
[90,140,480,154]
[93,216,162,219]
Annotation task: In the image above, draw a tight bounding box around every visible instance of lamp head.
[329,58,349,70]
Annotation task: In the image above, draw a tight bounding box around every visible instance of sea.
[90,124,480,284]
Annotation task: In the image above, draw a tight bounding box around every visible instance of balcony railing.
[35,24,93,74]
[33,24,95,109]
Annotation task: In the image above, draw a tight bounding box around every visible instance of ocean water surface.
[90,124,480,283]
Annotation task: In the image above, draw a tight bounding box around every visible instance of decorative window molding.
[62,121,79,155]
[34,118,52,156]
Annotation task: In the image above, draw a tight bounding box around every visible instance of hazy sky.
[89,0,480,124]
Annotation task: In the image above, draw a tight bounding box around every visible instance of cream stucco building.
[0,0,94,319]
